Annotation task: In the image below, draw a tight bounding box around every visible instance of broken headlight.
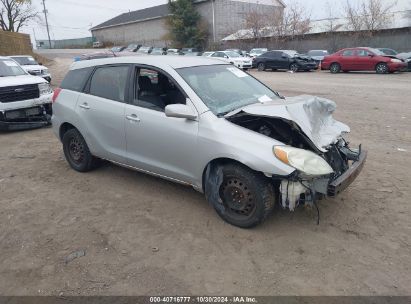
[38,82,52,95]
[273,146,334,176]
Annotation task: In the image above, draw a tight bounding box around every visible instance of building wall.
[92,18,170,47]
[196,0,284,42]
[0,31,32,55]
[222,27,411,53]
[92,0,284,46]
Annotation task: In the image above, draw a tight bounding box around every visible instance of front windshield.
[11,56,38,65]
[0,59,27,77]
[225,51,241,58]
[368,48,385,56]
[177,65,279,116]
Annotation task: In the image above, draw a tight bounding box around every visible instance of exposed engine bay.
[225,96,365,220]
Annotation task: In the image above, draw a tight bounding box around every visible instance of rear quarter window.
[61,67,93,92]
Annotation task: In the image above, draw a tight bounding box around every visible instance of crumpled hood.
[227,95,350,152]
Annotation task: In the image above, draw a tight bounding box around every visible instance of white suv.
[10,55,52,83]
[0,57,53,131]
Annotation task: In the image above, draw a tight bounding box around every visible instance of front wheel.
[257,63,266,71]
[208,163,276,228]
[376,63,388,74]
[62,128,99,172]
[289,63,299,72]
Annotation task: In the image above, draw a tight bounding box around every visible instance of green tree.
[167,0,208,49]
[0,0,38,32]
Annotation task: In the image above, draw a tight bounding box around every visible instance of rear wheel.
[257,63,266,71]
[330,63,341,73]
[211,163,276,228]
[62,128,99,172]
[376,63,388,74]
[289,63,299,72]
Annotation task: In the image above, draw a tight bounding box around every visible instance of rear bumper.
[328,150,367,197]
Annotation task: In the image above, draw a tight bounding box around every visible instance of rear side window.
[342,50,354,56]
[61,67,93,92]
[89,65,129,102]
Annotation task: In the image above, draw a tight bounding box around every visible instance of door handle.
[126,114,141,123]
[79,103,90,110]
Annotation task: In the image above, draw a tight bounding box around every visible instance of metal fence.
[222,27,411,53]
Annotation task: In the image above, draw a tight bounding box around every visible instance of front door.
[124,66,199,184]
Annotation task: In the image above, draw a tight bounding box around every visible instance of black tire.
[211,163,276,228]
[289,63,299,72]
[376,63,388,74]
[271,68,277,71]
[62,128,99,172]
[257,63,265,71]
[330,63,341,73]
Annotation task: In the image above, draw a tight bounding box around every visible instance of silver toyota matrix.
[52,56,367,228]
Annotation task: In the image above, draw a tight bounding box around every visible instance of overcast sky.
[23,0,410,40]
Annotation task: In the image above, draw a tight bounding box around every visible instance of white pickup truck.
[0,56,53,131]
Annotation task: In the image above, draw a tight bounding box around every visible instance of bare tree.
[243,9,270,45]
[344,0,365,32]
[269,1,311,40]
[361,0,396,31]
[0,0,38,32]
[344,0,396,32]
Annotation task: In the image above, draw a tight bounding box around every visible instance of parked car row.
[83,43,411,74]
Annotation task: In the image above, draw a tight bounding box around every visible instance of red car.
[322,47,407,74]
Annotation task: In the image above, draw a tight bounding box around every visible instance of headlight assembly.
[391,59,402,63]
[274,146,334,176]
[38,82,53,95]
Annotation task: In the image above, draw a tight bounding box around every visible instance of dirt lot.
[0,54,410,296]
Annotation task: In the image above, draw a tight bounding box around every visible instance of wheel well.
[201,158,258,193]
[59,123,76,141]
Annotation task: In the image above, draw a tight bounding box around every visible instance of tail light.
[52,88,62,103]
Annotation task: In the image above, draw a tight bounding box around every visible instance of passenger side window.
[89,66,129,102]
[61,67,93,92]
[212,52,225,58]
[342,50,354,56]
[134,68,186,112]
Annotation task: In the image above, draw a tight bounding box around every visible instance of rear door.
[340,49,356,70]
[75,64,131,163]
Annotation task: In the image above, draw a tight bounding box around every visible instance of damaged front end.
[0,105,51,131]
[226,95,367,215]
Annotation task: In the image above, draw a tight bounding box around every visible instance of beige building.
[91,0,285,47]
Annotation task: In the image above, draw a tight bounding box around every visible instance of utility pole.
[41,0,52,49]
[32,28,38,49]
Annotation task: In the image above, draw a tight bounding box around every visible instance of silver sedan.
[52,56,366,228]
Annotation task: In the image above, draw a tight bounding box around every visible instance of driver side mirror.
[165,103,197,120]
[224,55,229,59]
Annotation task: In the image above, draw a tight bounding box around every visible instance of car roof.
[70,56,228,70]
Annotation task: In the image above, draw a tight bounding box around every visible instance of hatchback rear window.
[61,67,93,92]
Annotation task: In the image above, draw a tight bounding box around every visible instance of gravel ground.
[0,54,410,296]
